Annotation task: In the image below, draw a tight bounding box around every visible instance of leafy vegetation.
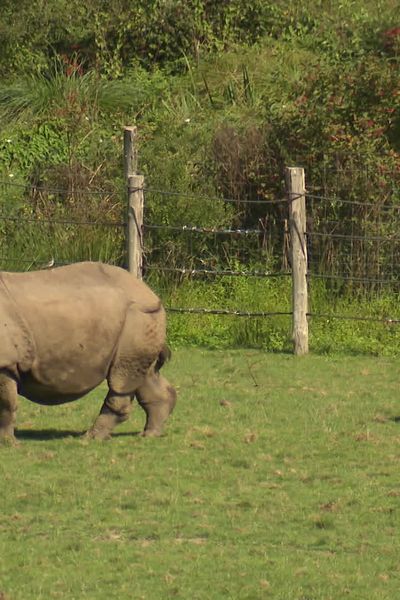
[2,350,400,599]
[0,1,399,353]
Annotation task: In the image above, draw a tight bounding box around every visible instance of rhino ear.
[0,298,34,370]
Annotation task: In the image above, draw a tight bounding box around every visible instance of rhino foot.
[141,429,163,438]
[83,428,112,441]
[0,432,19,447]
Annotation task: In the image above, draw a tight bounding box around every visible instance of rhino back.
[6,262,162,309]
[2,264,131,394]
[96,262,162,312]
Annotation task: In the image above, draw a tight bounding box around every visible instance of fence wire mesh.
[303,160,400,326]
[306,191,400,295]
[1,169,399,325]
[0,178,125,270]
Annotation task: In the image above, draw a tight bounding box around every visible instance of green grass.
[1,349,400,599]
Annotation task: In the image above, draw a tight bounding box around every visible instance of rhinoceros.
[0,261,176,444]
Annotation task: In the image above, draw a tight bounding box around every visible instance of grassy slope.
[1,349,400,599]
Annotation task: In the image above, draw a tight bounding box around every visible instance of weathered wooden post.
[124,126,143,278]
[124,126,138,179]
[127,174,144,279]
[285,166,309,355]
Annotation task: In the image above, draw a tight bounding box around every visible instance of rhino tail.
[155,345,172,372]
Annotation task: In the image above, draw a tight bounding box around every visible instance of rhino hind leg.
[0,371,18,444]
[136,371,177,437]
[85,392,133,441]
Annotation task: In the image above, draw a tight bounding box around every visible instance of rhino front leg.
[0,371,18,445]
[136,372,177,437]
[85,392,133,440]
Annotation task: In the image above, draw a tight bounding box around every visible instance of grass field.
[1,349,400,599]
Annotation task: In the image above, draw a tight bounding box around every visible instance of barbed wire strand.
[0,214,282,236]
[307,312,400,324]
[142,186,293,205]
[0,253,396,288]
[145,265,291,278]
[1,212,399,243]
[0,257,120,266]
[145,223,264,235]
[1,178,298,207]
[2,178,398,208]
[166,306,400,324]
[166,307,292,318]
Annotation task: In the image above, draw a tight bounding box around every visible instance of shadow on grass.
[15,429,142,441]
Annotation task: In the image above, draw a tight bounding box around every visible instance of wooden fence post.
[124,126,138,179]
[124,126,143,278]
[285,166,309,355]
[127,175,144,279]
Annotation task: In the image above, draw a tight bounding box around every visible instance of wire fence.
[140,185,292,320]
[305,187,400,294]
[0,177,126,269]
[1,168,400,330]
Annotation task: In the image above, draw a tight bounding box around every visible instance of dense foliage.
[0,0,399,352]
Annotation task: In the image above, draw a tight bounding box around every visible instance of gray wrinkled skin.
[0,262,176,444]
